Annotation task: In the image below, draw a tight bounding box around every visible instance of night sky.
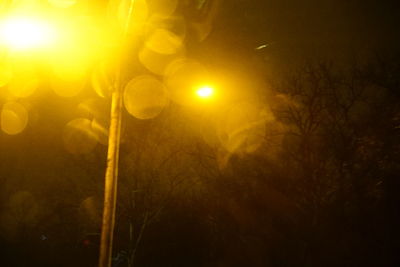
[0,1,399,266]
[207,0,400,69]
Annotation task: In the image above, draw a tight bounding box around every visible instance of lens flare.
[123,75,168,120]
[63,118,98,154]
[0,17,57,51]
[1,102,29,135]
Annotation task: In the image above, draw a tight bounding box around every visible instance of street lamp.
[0,16,57,51]
[0,8,125,267]
[0,1,221,267]
[196,85,215,99]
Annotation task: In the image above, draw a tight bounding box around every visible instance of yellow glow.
[48,0,77,8]
[8,75,39,98]
[123,75,169,120]
[165,59,208,105]
[1,102,29,135]
[0,17,57,51]
[0,62,13,87]
[63,118,98,154]
[196,86,214,99]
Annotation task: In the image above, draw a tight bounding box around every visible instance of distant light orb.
[196,86,214,99]
[0,17,56,51]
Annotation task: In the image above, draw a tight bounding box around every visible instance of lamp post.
[0,3,133,266]
[0,2,220,267]
[98,0,136,266]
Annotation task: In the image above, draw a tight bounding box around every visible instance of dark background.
[0,0,399,266]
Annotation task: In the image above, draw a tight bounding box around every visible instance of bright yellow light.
[196,86,214,99]
[0,17,57,51]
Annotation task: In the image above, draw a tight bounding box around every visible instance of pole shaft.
[98,1,135,266]
[98,78,123,267]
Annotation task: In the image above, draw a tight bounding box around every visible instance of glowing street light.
[0,16,57,51]
[196,85,214,99]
